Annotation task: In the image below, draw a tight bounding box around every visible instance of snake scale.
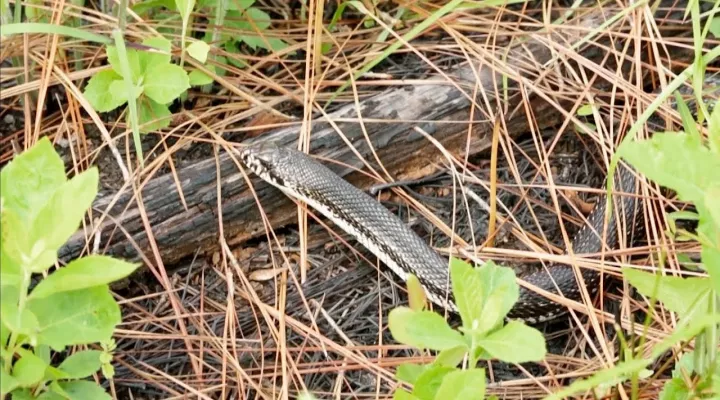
[239,142,639,323]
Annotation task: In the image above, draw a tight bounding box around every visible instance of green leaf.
[37,390,67,400]
[659,378,692,400]
[699,223,720,292]
[1,240,22,287]
[58,350,103,379]
[187,40,209,63]
[577,104,594,116]
[108,79,143,105]
[35,344,51,364]
[451,259,518,336]
[622,267,712,315]
[131,0,176,16]
[137,98,172,133]
[475,321,546,363]
[27,168,99,272]
[710,18,720,38]
[27,286,121,351]
[188,69,214,86]
[388,307,467,351]
[433,346,467,368]
[83,69,126,112]
[1,369,19,395]
[1,286,39,337]
[618,132,720,207]
[106,46,142,81]
[174,0,195,20]
[56,380,111,400]
[407,274,427,311]
[0,137,66,224]
[13,349,48,387]
[706,186,720,231]
[142,63,190,104]
[9,388,34,400]
[396,363,426,385]
[412,365,454,400]
[394,389,422,400]
[30,255,139,299]
[434,369,486,400]
[139,36,172,70]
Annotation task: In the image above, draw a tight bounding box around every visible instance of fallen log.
[58,4,693,266]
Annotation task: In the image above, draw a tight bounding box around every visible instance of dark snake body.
[240,143,639,323]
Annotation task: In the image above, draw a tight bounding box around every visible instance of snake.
[239,142,639,323]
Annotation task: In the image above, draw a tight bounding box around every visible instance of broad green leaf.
[672,351,696,378]
[659,378,692,400]
[406,274,426,311]
[28,168,99,272]
[108,79,143,105]
[13,349,48,387]
[1,286,39,336]
[475,321,546,363]
[9,388,33,399]
[394,390,422,400]
[139,36,172,69]
[706,186,720,231]
[622,267,712,315]
[35,344,51,364]
[43,365,70,381]
[388,307,466,351]
[188,69,214,86]
[452,259,518,336]
[396,363,426,385]
[411,365,454,400]
[37,390,67,400]
[30,255,138,299]
[106,46,142,81]
[0,137,65,224]
[58,350,103,379]
[700,227,720,293]
[142,63,190,104]
[187,40,209,63]
[28,286,121,351]
[1,369,19,395]
[433,345,467,368]
[83,69,126,112]
[434,369,486,400]
[137,98,172,133]
[56,380,111,400]
[1,238,22,287]
[618,132,720,207]
[710,18,720,38]
[1,320,9,349]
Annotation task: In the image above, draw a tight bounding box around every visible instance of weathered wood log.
[58,4,693,266]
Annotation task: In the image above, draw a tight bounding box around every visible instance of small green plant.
[387,259,547,400]
[83,36,205,133]
[0,138,139,399]
[614,91,720,399]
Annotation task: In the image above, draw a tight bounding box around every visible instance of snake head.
[240,142,291,187]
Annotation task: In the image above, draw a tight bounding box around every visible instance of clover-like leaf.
[188,69,214,86]
[137,97,172,133]
[13,349,48,387]
[622,267,712,316]
[106,46,142,81]
[84,69,126,112]
[139,36,172,70]
[56,380,111,400]
[187,40,210,63]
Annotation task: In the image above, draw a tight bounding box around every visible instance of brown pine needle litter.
[2,0,719,398]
